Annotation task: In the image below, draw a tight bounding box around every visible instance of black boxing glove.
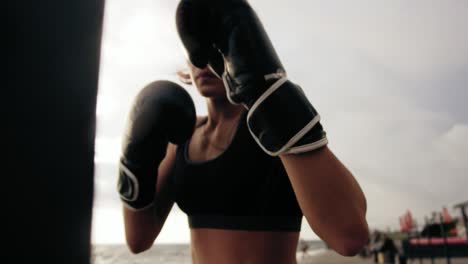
[118,81,196,210]
[175,0,224,76]
[176,0,327,156]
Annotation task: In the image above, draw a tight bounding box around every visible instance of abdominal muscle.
[189,228,300,264]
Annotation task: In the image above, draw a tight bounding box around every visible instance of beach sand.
[92,245,467,264]
[298,250,367,263]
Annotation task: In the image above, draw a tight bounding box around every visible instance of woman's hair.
[176,68,192,85]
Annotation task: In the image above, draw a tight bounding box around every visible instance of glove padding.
[118,80,196,210]
[176,0,327,156]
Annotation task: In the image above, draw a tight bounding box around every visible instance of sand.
[92,245,467,264]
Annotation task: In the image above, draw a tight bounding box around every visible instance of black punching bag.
[7,1,104,263]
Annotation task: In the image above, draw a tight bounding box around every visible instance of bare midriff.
[189,228,300,264]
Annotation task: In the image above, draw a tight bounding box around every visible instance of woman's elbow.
[126,238,154,254]
[125,230,158,254]
[334,223,370,256]
[334,235,368,256]
[123,216,162,253]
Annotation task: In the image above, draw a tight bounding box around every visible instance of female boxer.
[118,1,369,263]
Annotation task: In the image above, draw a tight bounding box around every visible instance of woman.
[121,1,369,263]
[121,63,368,263]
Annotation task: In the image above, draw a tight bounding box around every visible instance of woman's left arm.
[280,146,369,256]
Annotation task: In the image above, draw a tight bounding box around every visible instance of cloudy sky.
[92,0,468,244]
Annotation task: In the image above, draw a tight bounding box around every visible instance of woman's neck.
[205,97,245,127]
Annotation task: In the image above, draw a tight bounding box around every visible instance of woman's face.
[187,62,227,99]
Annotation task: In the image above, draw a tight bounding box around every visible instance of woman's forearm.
[122,143,177,253]
[280,146,369,256]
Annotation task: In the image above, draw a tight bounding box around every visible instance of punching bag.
[7,1,105,263]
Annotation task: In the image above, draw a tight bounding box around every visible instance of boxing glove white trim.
[118,162,155,211]
[222,71,245,107]
[264,71,286,80]
[222,68,287,108]
[248,75,288,114]
[208,64,221,79]
[246,76,322,156]
[249,114,322,156]
[284,137,329,155]
[121,200,155,212]
[118,162,139,202]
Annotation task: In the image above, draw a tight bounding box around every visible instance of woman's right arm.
[123,143,177,253]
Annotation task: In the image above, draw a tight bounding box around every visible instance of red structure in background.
[400,210,416,233]
[442,207,454,223]
[442,207,458,236]
[398,202,468,264]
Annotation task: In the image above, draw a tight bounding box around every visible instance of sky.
[92,0,468,244]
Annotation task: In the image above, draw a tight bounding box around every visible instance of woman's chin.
[199,89,228,100]
[196,82,226,99]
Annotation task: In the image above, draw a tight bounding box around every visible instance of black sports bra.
[172,113,303,231]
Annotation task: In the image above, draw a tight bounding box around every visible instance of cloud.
[94,163,120,208]
[256,0,468,77]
